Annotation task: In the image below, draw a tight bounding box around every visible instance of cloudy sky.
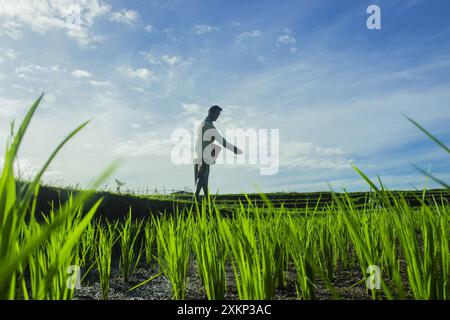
[0,0,449,194]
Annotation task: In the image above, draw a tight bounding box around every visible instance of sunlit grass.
[119,210,144,282]
[0,94,118,300]
[96,221,116,300]
[1,94,448,301]
[154,210,191,299]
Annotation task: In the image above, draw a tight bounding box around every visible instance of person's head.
[208,105,222,121]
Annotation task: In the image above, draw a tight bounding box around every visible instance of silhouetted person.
[194,105,242,201]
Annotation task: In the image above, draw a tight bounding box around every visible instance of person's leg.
[194,163,208,201]
[202,181,209,198]
[194,163,199,184]
[201,165,210,199]
[194,177,203,200]
[193,163,200,201]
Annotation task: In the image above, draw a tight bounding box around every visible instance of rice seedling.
[96,221,117,300]
[118,210,144,282]
[286,215,316,300]
[154,209,191,299]
[79,219,97,280]
[391,199,450,299]
[25,201,93,300]
[270,210,290,289]
[192,201,227,300]
[217,198,279,300]
[0,94,119,300]
[331,185,393,300]
[144,219,156,265]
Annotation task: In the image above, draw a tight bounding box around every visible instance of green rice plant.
[376,208,405,298]
[286,215,316,300]
[309,215,333,283]
[398,116,450,299]
[217,215,262,300]
[144,219,156,265]
[25,200,95,300]
[0,94,119,300]
[217,199,279,300]
[192,202,227,300]
[332,187,393,300]
[154,210,191,299]
[257,220,281,299]
[118,209,144,282]
[392,199,450,299]
[79,219,97,279]
[271,212,290,289]
[346,113,450,300]
[96,221,116,300]
[256,191,291,290]
[343,168,448,299]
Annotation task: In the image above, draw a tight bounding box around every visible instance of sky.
[0,0,449,194]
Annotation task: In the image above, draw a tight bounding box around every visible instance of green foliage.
[1,101,448,301]
[144,219,156,265]
[192,201,227,300]
[96,221,116,300]
[0,94,118,300]
[119,210,144,282]
[154,210,191,299]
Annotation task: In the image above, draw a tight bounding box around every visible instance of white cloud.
[121,67,153,80]
[278,34,296,45]
[236,30,261,40]
[109,9,139,25]
[282,142,318,157]
[66,27,104,47]
[280,141,351,171]
[114,137,173,157]
[15,64,49,80]
[71,69,92,78]
[5,49,20,59]
[181,103,201,115]
[191,24,220,34]
[235,30,262,46]
[282,157,354,171]
[0,96,27,118]
[131,87,147,93]
[140,52,183,66]
[144,24,155,32]
[277,30,297,52]
[16,65,47,73]
[0,20,23,39]
[50,65,65,72]
[11,84,35,94]
[0,156,63,180]
[160,55,182,66]
[140,52,161,64]
[0,0,111,47]
[88,80,111,86]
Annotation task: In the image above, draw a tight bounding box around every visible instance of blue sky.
[0,0,449,193]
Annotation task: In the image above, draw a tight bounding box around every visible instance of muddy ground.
[73,258,403,300]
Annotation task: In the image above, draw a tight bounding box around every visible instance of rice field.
[1,95,449,300]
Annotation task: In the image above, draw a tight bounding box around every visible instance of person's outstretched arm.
[205,126,242,154]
